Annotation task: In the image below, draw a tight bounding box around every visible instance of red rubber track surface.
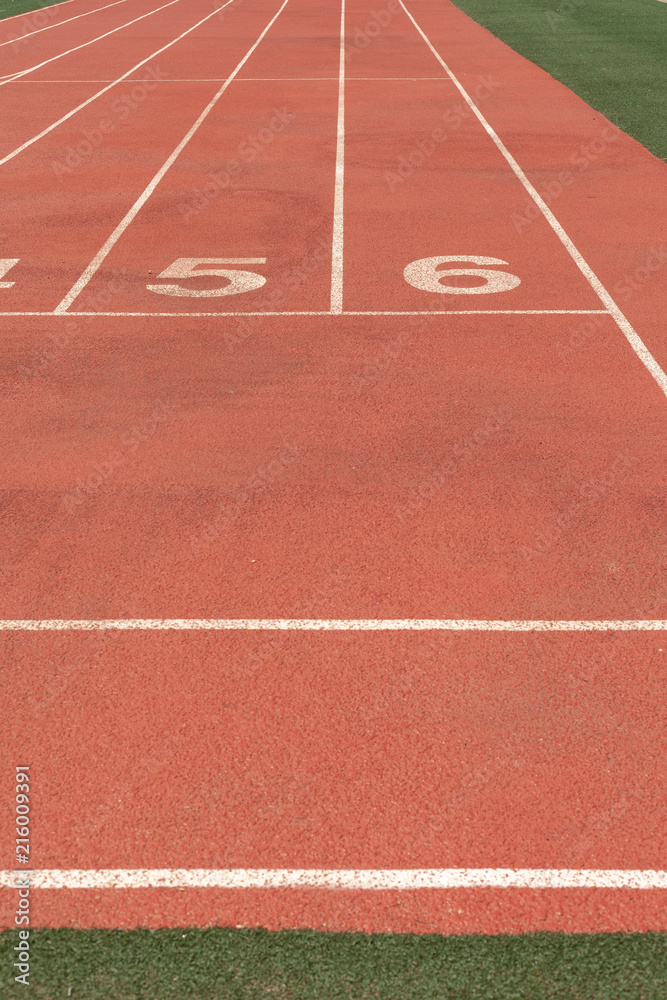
[0,0,113,45]
[1,0,666,933]
[0,0,187,79]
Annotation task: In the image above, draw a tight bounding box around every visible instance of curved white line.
[0,0,129,49]
[0,0,236,168]
[0,0,182,86]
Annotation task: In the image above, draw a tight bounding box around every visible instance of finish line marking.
[2,869,666,889]
[0,309,610,317]
[2,619,667,631]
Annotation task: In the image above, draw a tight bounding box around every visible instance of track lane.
[63,0,340,317]
[1,628,665,932]
[399,0,667,382]
[0,0,237,163]
[0,0,184,81]
[0,0,131,51]
[1,311,667,622]
[0,0,83,40]
[343,76,602,312]
[0,4,291,313]
[62,74,337,315]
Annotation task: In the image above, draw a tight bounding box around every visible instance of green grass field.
[450,0,667,161]
[1,928,666,999]
[0,0,70,20]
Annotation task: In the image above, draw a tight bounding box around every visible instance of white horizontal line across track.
[2,869,666,889]
[2,619,667,631]
[0,309,610,317]
[11,76,453,82]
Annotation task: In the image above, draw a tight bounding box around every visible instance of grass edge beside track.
[0,0,72,21]
[448,0,667,162]
[1,928,667,998]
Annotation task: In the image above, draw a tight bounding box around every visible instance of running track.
[1,0,667,934]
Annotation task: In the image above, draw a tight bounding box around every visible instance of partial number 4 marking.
[0,259,19,289]
[0,258,268,296]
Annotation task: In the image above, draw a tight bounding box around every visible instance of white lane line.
[0,0,184,86]
[345,309,608,316]
[0,0,77,26]
[0,309,611,317]
[9,78,155,82]
[330,0,345,314]
[0,0,129,49]
[347,76,451,80]
[2,619,667,631]
[10,76,337,82]
[2,869,666,889]
[0,0,237,168]
[54,0,290,314]
[10,76,453,81]
[399,0,667,400]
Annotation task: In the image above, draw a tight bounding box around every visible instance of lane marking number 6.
[404,256,521,294]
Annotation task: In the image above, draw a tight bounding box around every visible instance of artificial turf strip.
[449,0,667,162]
[0,0,75,21]
[1,929,667,999]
